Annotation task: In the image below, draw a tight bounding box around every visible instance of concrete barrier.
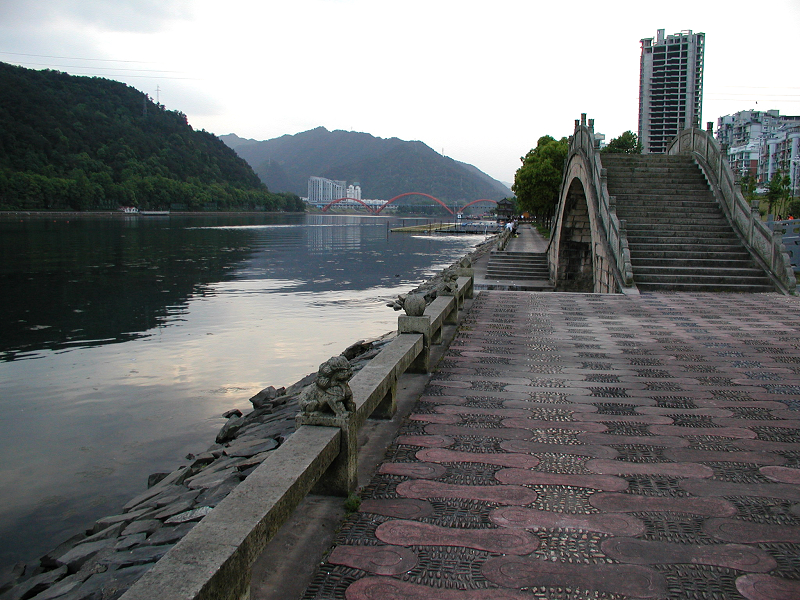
[119,273,473,600]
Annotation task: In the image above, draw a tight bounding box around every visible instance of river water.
[0,212,487,568]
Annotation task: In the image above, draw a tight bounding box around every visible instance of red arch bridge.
[321,193,498,215]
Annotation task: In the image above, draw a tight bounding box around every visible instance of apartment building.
[639,29,705,154]
[307,176,347,205]
[716,110,800,195]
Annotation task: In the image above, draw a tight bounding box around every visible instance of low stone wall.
[0,256,478,600]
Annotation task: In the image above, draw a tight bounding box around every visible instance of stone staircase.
[602,154,775,292]
[482,251,553,291]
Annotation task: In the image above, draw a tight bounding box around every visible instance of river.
[0,212,488,569]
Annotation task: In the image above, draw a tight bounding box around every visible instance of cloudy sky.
[1,0,798,184]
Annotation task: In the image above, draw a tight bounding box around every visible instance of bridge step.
[631,258,758,269]
[618,200,720,207]
[618,206,723,216]
[603,153,775,292]
[485,251,550,282]
[626,233,742,244]
[626,222,736,232]
[630,244,755,255]
[637,282,776,292]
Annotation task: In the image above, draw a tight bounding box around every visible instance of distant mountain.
[219,128,511,202]
[0,63,303,212]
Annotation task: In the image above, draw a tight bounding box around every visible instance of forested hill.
[0,63,302,212]
[220,128,512,202]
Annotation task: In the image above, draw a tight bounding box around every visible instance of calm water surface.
[0,213,486,568]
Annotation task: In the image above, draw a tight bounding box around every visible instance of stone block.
[121,519,162,537]
[91,507,152,535]
[398,316,431,373]
[4,567,68,600]
[56,539,117,573]
[123,467,189,513]
[294,414,356,497]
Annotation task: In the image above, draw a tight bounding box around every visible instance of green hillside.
[0,63,303,212]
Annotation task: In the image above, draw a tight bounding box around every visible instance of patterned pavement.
[302,291,800,600]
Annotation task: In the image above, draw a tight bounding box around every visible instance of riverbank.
[0,234,498,600]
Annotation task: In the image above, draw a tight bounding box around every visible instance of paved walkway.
[505,223,549,253]
[300,291,800,600]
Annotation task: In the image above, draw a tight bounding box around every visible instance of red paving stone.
[301,292,800,600]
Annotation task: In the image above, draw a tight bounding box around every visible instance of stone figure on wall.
[299,355,355,417]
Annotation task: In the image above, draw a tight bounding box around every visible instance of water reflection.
[0,213,484,568]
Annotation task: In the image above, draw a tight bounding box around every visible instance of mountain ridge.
[219,128,511,202]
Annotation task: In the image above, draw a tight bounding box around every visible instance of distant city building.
[305,177,384,209]
[763,127,800,197]
[638,29,705,154]
[716,109,800,195]
[716,109,800,148]
[307,176,346,205]
[346,184,362,200]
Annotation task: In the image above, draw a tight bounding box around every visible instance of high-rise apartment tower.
[638,29,705,154]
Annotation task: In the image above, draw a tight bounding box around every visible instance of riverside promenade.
[255,229,800,600]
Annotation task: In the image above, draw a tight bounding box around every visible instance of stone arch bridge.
[547,115,797,294]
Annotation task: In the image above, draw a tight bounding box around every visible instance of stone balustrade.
[118,273,474,600]
[768,219,800,273]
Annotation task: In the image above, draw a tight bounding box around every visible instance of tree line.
[0,62,303,212]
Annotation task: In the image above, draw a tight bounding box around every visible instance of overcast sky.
[1,0,798,185]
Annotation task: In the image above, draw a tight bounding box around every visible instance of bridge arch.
[375,193,454,215]
[321,197,378,213]
[459,199,498,213]
[548,115,633,293]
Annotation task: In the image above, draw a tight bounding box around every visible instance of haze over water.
[0,212,485,568]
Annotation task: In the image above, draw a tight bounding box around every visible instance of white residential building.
[346,184,362,200]
[307,176,347,205]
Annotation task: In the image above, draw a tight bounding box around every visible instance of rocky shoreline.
[0,238,495,600]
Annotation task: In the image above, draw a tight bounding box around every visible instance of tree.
[601,131,641,154]
[512,135,568,217]
[786,199,800,219]
[766,171,791,218]
[738,173,757,203]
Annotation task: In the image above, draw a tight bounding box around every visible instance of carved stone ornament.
[299,355,355,417]
[403,294,427,317]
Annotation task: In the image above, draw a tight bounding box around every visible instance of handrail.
[667,128,797,294]
[119,273,474,600]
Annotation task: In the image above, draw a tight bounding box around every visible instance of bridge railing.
[119,273,474,600]
[668,128,797,294]
[569,117,635,289]
[767,219,800,272]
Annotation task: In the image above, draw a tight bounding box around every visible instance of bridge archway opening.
[556,178,594,292]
